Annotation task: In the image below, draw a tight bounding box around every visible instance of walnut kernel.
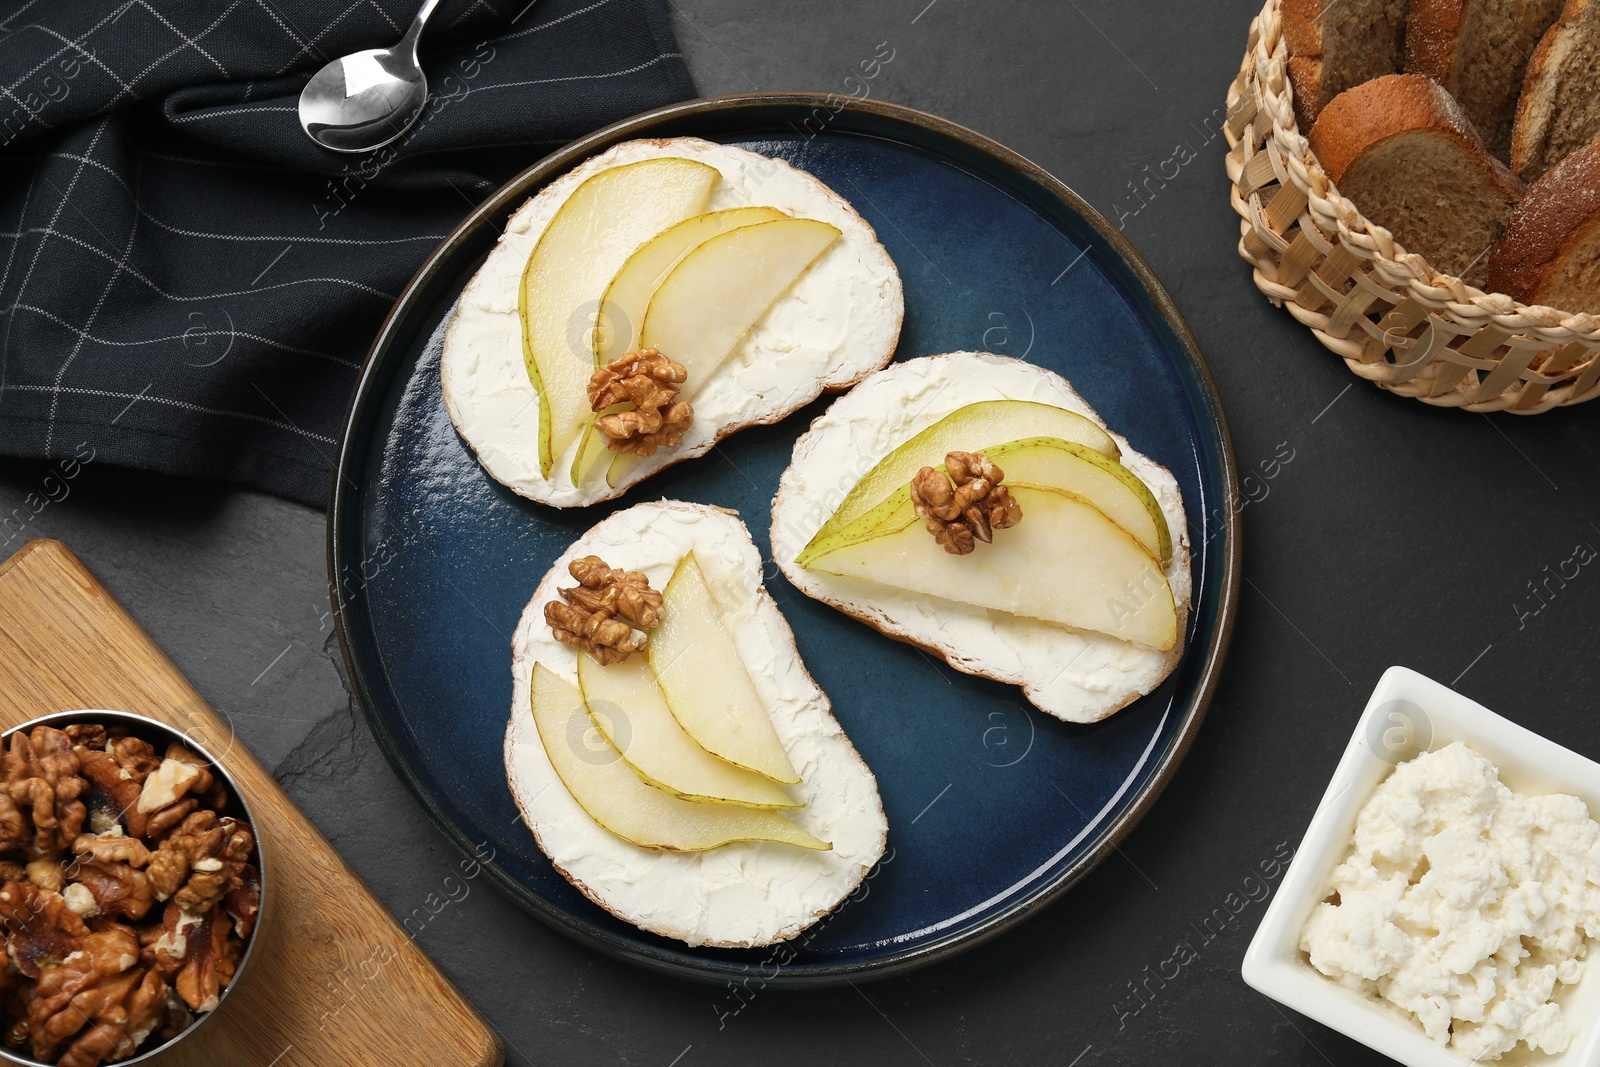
[1,729,88,854]
[909,451,1023,555]
[544,556,664,665]
[587,348,694,456]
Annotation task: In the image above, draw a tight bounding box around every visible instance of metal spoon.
[297,0,443,154]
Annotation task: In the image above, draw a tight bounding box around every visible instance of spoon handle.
[401,0,444,57]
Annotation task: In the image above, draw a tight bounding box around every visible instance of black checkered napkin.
[0,0,694,505]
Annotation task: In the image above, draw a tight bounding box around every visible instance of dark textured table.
[4,2,1597,1064]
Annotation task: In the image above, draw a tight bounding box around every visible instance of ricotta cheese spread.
[442,137,903,508]
[771,352,1192,724]
[1301,742,1600,1060]
[505,501,888,947]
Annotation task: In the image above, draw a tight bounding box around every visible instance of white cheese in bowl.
[1301,742,1600,1060]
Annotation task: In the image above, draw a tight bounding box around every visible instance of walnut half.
[146,812,253,915]
[909,451,1023,556]
[0,728,88,854]
[544,556,664,665]
[21,925,163,1067]
[0,881,88,979]
[587,348,694,456]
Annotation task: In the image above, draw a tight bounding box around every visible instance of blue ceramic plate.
[330,94,1240,986]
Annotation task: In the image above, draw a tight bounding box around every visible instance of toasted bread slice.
[505,501,887,948]
[771,353,1192,725]
[1404,0,1564,159]
[1285,0,1413,131]
[1511,0,1600,181]
[1310,74,1525,284]
[443,138,903,509]
[1487,141,1600,312]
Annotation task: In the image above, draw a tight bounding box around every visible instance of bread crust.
[1406,0,1563,157]
[1487,141,1600,304]
[1511,0,1597,181]
[1512,0,1568,178]
[1286,58,1325,134]
[1402,0,1466,87]
[1284,0,1413,130]
[1282,0,1326,57]
[1284,0,1330,130]
[1308,73,1522,195]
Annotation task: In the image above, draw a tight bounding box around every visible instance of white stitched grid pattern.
[2,383,338,443]
[0,0,694,502]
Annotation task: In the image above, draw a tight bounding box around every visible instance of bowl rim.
[1241,665,1600,1067]
[0,708,268,1067]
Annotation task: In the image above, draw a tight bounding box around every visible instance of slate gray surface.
[3,1,1599,1064]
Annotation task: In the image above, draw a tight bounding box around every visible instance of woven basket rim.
[1237,0,1600,342]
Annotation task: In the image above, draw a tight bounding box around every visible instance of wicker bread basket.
[1224,0,1600,413]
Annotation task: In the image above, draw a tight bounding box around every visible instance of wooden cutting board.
[0,539,503,1067]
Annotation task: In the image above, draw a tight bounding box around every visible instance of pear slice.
[642,217,841,394]
[595,206,789,366]
[576,651,799,809]
[606,217,841,487]
[984,438,1170,563]
[519,158,717,478]
[649,554,801,784]
[530,664,828,851]
[806,485,1178,651]
[797,436,1171,568]
[568,399,629,490]
[571,206,787,485]
[803,400,1122,555]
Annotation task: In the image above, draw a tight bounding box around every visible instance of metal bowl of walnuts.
[0,710,266,1067]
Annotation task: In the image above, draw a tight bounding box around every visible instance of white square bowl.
[1242,665,1600,1067]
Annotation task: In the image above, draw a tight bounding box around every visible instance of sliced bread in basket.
[1309,73,1526,284]
[1403,0,1565,159]
[1487,141,1600,312]
[1284,0,1412,131]
[1511,0,1600,182]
